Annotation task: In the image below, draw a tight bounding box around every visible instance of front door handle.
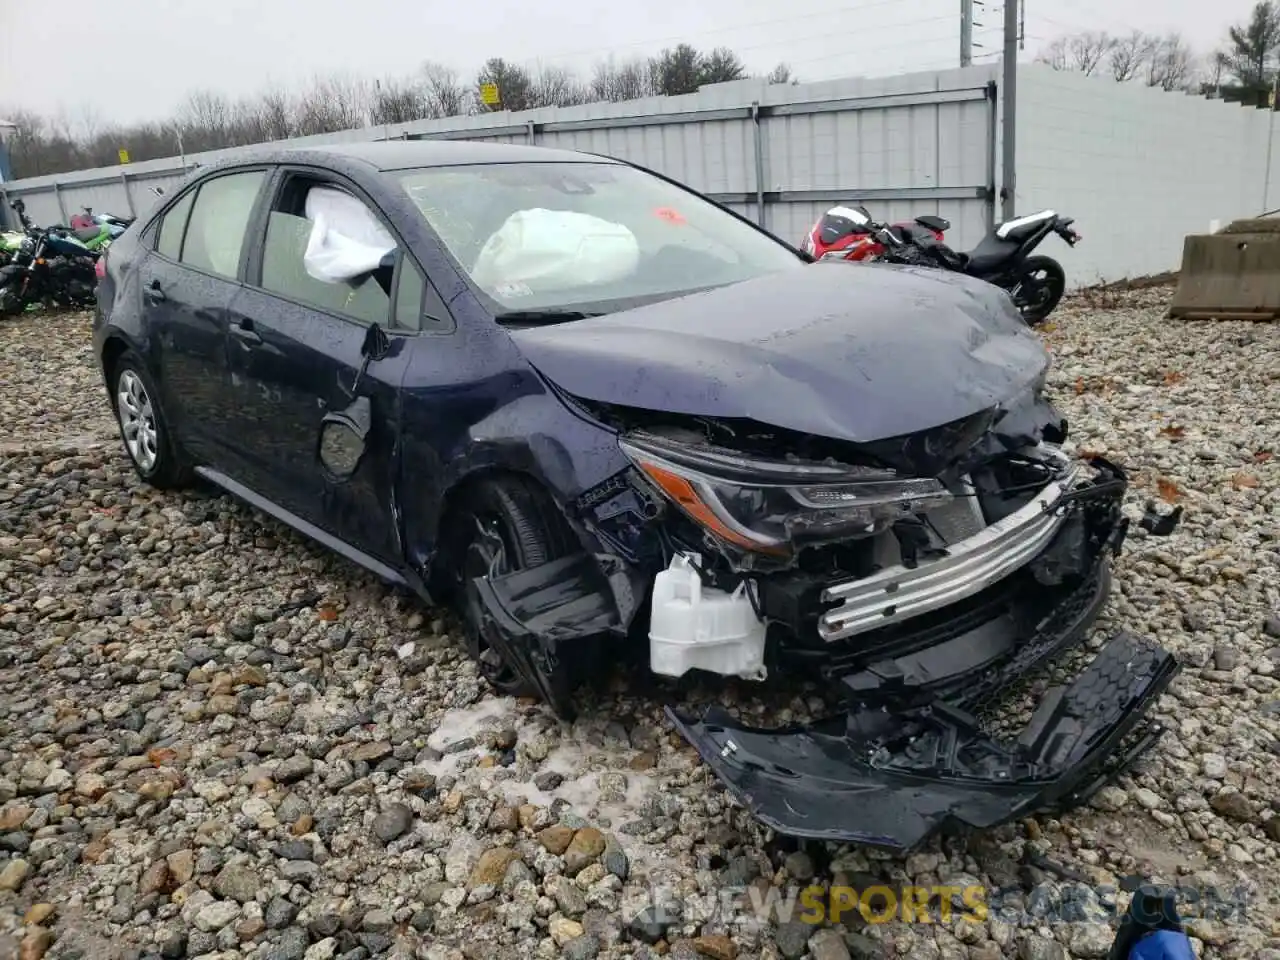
[230,320,262,346]
[144,279,165,303]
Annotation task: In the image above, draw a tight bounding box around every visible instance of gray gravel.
[1,291,1278,960]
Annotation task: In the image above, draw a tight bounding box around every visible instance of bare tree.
[590,57,653,101]
[177,90,232,151]
[370,78,429,125]
[422,62,467,117]
[1038,31,1115,76]
[1146,33,1198,91]
[766,62,799,84]
[1108,31,1155,82]
[258,88,297,141]
[531,65,588,107]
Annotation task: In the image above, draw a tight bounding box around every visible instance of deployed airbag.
[303,186,396,284]
[471,208,640,294]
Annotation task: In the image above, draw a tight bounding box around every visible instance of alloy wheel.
[117,369,159,473]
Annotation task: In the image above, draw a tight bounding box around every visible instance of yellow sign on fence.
[118,148,130,164]
[479,82,500,106]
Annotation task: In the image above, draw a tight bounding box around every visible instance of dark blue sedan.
[93,140,1178,853]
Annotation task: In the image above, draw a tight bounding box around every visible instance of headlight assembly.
[620,432,953,555]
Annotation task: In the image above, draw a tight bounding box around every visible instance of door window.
[259,183,395,326]
[156,190,195,261]
[180,170,266,279]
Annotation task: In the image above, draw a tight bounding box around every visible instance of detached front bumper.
[670,457,1182,852]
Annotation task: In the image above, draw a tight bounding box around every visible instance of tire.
[0,279,23,317]
[1012,255,1066,326]
[448,475,580,699]
[110,351,193,489]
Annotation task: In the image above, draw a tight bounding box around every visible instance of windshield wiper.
[494,308,603,325]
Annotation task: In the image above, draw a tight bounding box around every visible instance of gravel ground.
[1,290,1278,960]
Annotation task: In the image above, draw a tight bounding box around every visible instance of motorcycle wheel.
[1012,255,1066,326]
[0,280,23,317]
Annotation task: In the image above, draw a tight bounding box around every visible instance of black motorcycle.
[820,206,1081,325]
[0,199,99,316]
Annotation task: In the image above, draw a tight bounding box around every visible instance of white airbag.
[303,186,396,283]
[471,208,640,294]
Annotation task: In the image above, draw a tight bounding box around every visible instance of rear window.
[181,170,266,279]
[156,190,195,261]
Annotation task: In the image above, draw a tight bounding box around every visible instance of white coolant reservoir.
[649,553,768,681]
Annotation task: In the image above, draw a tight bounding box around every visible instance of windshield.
[396,161,802,316]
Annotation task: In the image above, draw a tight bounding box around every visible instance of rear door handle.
[230,320,262,346]
[144,280,165,303]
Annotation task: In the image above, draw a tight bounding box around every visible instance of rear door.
[222,168,437,565]
[136,168,269,467]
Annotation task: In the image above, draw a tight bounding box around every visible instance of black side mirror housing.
[361,323,391,362]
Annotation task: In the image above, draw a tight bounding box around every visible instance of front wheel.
[448,475,582,703]
[1010,255,1066,326]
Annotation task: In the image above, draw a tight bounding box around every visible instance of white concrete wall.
[1013,63,1280,286]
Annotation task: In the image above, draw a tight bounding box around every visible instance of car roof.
[259,140,615,172]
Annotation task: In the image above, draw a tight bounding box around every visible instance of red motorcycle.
[799,204,1080,326]
[800,205,951,261]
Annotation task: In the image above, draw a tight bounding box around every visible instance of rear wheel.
[1011,255,1066,325]
[0,279,23,317]
[448,475,580,699]
[110,351,193,489]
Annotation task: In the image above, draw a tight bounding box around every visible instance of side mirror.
[343,323,391,398]
[317,396,372,482]
[361,322,391,362]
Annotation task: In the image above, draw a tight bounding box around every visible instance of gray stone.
[372,803,414,843]
[775,920,812,959]
[563,934,600,960]
[262,926,309,960]
[264,896,298,929]
[213,861,260,902]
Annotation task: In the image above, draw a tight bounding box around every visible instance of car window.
[260,209,393,326]
[181,170,266,279]
[156,190,195,261]
[394,257,424,332]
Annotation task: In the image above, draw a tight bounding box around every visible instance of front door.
[222,172,422,565]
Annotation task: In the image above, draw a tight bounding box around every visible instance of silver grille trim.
[818,478,1072,643]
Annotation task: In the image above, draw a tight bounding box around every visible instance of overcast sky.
[0,0,1257,127]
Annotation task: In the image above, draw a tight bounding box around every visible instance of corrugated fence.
[0,66,1002,253]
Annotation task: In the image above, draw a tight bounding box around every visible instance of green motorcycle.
[0,230,24,267]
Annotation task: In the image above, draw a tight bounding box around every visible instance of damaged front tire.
[450,475,581,701]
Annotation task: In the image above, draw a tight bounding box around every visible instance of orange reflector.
[636,460,788,555]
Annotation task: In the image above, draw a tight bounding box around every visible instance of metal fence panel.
[0,66,1000,251]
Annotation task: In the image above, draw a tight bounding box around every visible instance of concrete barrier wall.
[1014,64,1280,287]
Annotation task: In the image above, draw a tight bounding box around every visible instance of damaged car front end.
[465,260,1180,853]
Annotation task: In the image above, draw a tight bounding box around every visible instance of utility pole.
[960,0,974,67]
[1000,0,1019,221]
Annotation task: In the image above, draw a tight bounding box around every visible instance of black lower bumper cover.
[669,630,1180,852]
[467,553,623,715]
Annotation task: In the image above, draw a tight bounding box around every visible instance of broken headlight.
[620,432,953,555]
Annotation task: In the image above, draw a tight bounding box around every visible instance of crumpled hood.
[510,261,1050,445]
